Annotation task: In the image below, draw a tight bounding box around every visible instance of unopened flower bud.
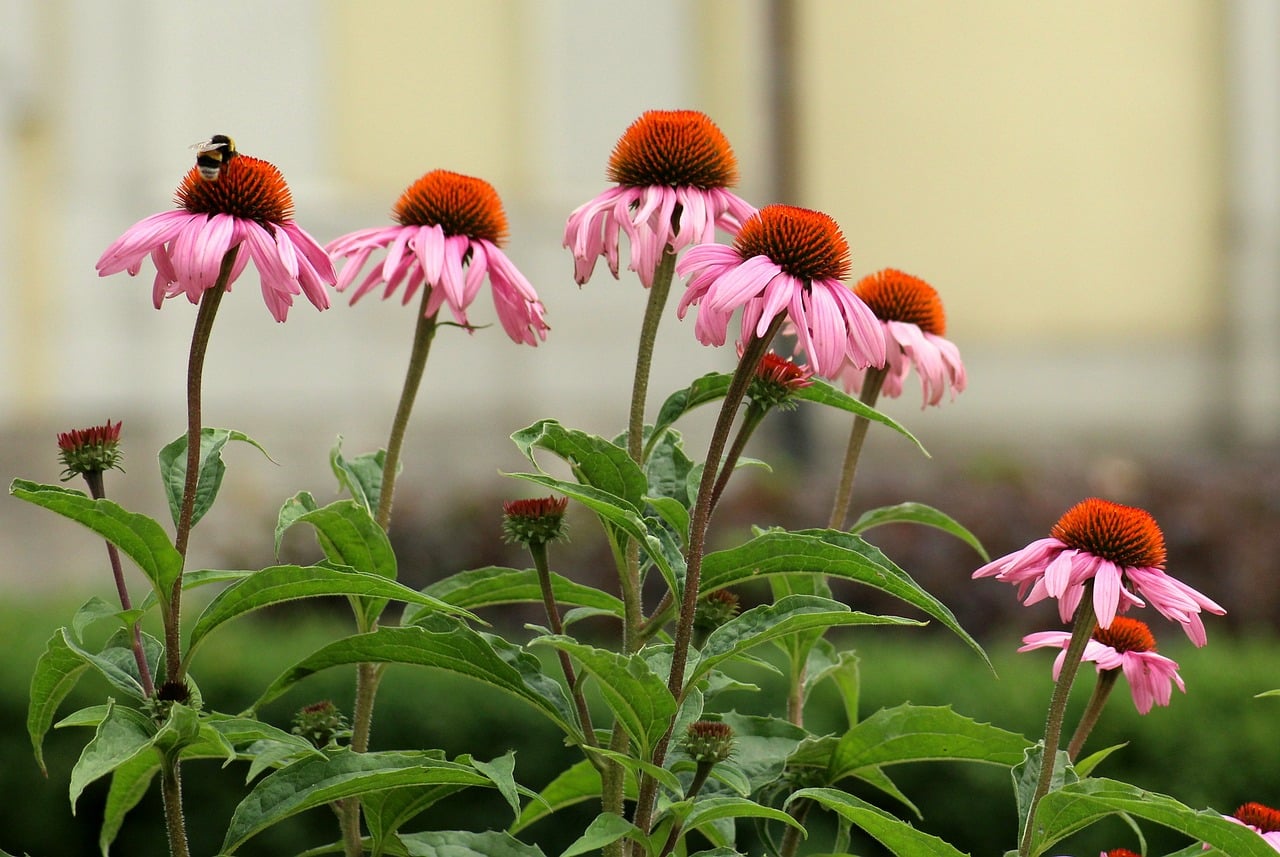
[57,420,124,480]
[502,496,569,547]
[292,700,349,749]
[747,352,812,411]
[682,720,734,766]
[694,589,740,633]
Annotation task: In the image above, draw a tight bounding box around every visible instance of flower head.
[1224,803,1280,851]
[291,700,350,749]
[96,146,335,322]
[694,589,742,634]
[502,496,569,547]
[1019,617,1186,714]
[564,110,756,287]
[681,720,735,766]
[747,352,813,411]
[973,498,1224,645]
[840,269,966,407]
[57,420,124,480]
[328,170,547,345]
[676,204,886,376]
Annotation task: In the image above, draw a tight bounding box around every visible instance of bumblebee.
[190,134,237,180]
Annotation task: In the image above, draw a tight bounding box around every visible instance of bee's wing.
[190,139,226,154]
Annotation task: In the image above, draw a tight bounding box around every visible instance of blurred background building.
[2,1,1278,597]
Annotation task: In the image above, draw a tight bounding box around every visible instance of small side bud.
[292,700,350,749]
[694,589,740,634]
[56,420,124,480]
[682,720,734,767]
[502,496,569,547]
[747,353,812,412]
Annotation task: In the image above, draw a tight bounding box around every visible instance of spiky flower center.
[734,204,851,283]
[1051,498,1166,570]
[1092,616,1157,653]
[502,495,569,546]
[606,109,738,189]
[177,155,293,224]
[1236,803,1280,833]
[393,170,509,245]
[682,720,735,765]
[855,269,947,335]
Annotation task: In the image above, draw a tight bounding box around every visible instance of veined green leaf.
[28,629,91,774]
[700,528,990,669]
[691,596,919,689]
[222,750,490,853]
[184,564,473,669]
[1030,777,1280,857]
[99,749,159,856]
[250,623,578,741]
[69,701,155,811]
[682,795,805,836]
[510,759,604,834]
[411,566,622,622]
[9,480,182,614]
[329,436,393,516]
[159,427,273,530]
[559,812,643,857]
[793,379,926,454]
[849,501,988,561]
[511,419,647,509]
[648,374,733,456]
[790,787,967,857]
[534,638,676,758]
[397,830,548,857]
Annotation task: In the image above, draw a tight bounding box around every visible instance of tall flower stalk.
[96,139,335,857]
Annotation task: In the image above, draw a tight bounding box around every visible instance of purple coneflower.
[676,204,885,377]
[1019,616,1185,714]
[973,498,1224,645]
[96,148,334,322]
[564,109,755,287]
[1224,803,1280,851]
[327,170,547,345]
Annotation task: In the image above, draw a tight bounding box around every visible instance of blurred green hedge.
[2,600,1275,857]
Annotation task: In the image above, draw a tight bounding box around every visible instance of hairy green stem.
[1019,593,1097,856]
[656,761,716,857]
[160,758,190,857]
[530,541,599,755]
[778,796,812,857]
[708,404,766,513]
[83,470,154,697]
[171,250,235,683]
[630,321,783,845]
[1067,669,1118,762]
[375,296,439,531]
[827,367,887,530]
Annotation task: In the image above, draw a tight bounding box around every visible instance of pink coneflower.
[973,498,1224,645]
[840,269,966,407]
[96,148,334,322]
[676,205,886,376]
[1019,617,1185,714]
[327,170,547,346]
[564,109,756,287]
[1223,803,1280,851]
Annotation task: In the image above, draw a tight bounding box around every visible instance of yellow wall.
[796,1,1225,344]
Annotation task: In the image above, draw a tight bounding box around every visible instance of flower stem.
[375,296,440,531]
[656,762,716,857]
[529,540,599,755]
[160,757,190,857]
[708,404,767,513]
[1066,669,1118,762]
[778,796,812,857]
[170,249,235,683]
[1018,593,1097,857]
[630,319,783,844]
[827,367,887,530]
[82,470,154,697]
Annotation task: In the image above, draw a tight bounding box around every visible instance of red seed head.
[1051,498,1166,569]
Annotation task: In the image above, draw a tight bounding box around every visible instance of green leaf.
[805,643,860,728]
[222,750,491,853]
[70,596,131,642]
[691,596,920,689]
[559,812,643,857]
[510,758,633,835]
[1255,689,1280,698]
[471,751,523,820]
[828,703,1032,783]
[645,429,696,511]
[397,830,547,857]
[849,502,988,561]
[648,374,734,456]
[411,566,622,622]
[250,623,579,740]
[330,436,393,515]
[793,379,927,455]
[159,427,273,529]
[363,779,469,852]
[700,528,990,669]
[9,480,183,614]
[184,564,473,668]
[1073,742,1127,778]
[1029,777,1280,857]
[535,638,676,758]
[69,701,155,811]
[714,713,809,795]
[99,750,159,856]
[28,629,92,774]
[792,787,968,857]
[1014,744,1075,836]
[683,795,806,836]
[511,419,647,509]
